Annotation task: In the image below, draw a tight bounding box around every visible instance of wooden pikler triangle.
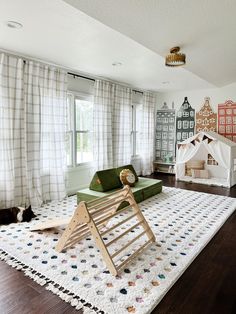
[31,185,155,276]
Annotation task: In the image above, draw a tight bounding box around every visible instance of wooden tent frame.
[31,186,155,276]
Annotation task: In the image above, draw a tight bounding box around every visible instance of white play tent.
[176,131,236,187]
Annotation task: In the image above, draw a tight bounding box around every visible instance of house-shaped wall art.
[196,97,217,132]
[218,100,236,142]
[155,102,175,160]
[176,97,195,143]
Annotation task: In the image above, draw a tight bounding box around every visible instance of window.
[184,103,188,109]
[177,120,182,129]
[162,132,167,139]
[168,141,174,151]
[66,92,93,166]
[220,117,225,124]
[163,117,169,123]
[131,103,142,156]
[177,132,181,140]
[183,121,189,129]
[207,154,218,166]
[156,140,161,149]
[161,151,167,159]
[162,140,167,150]
[183,111,189,117]
[226,116,232,124]
[190,121,194,129]
[226,125,232,133]
[219,125,225,133]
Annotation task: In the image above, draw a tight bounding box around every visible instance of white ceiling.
[0,0,232,92]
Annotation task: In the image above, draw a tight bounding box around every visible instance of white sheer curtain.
[0,54,25,208]
[93,80,114,170]
[24,61,68,205]
[93,80,133,170]
[139,91,155,175]
[0,53,68,208]
[113,85,132,167]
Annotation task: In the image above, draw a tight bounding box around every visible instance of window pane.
[65,131,73,166]
[67,94,73,131]
[75,99,93,131]
[76,132,93,164]
[135,104,142,155]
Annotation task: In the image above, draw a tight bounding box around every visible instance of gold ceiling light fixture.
[165,46,186,67]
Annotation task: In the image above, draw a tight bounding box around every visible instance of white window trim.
[67,91,93,168]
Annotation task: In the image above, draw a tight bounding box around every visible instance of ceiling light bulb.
[6,21,23,29]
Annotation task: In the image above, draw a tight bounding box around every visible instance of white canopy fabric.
[176,131,236,187]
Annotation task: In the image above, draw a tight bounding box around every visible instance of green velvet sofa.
[77,165,162,205]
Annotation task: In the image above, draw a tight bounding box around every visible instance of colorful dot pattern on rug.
[0,187,235,314]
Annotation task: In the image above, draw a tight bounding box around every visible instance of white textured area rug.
[0,187,235,314]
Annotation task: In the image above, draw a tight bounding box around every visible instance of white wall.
[157,82,236,112]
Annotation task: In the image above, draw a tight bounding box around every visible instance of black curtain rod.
[68,72,143,94]
[133,89,143,94]
[68,72,95,82]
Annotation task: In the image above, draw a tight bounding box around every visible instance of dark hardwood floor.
[0,174,235,314]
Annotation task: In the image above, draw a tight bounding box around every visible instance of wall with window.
[66,76,153,194]
[66,75,95,195]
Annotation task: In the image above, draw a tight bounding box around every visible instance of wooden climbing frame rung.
[31,185,155,276]
[106,220,144,247]
[111,229,148,259]
[100,212,137,236]
[116,238,153,271]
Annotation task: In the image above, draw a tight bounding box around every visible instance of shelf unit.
[153,161,175,174]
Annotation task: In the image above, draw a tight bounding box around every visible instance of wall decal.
[196,97,217,132]
[218,99,236,142]
[176,97,195,143]
[155,102,175,160]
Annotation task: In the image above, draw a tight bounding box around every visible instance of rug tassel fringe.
[0,249,104,314]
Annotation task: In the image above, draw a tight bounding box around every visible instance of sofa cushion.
[116,164,139,182]
[185,160,205,176]
[89,168,122,192]
[191,169,210,179]
[78,177,162,207]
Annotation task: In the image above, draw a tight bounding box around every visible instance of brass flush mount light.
[165,47,186,67]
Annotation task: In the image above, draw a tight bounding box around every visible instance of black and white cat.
[0,205,36,225]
